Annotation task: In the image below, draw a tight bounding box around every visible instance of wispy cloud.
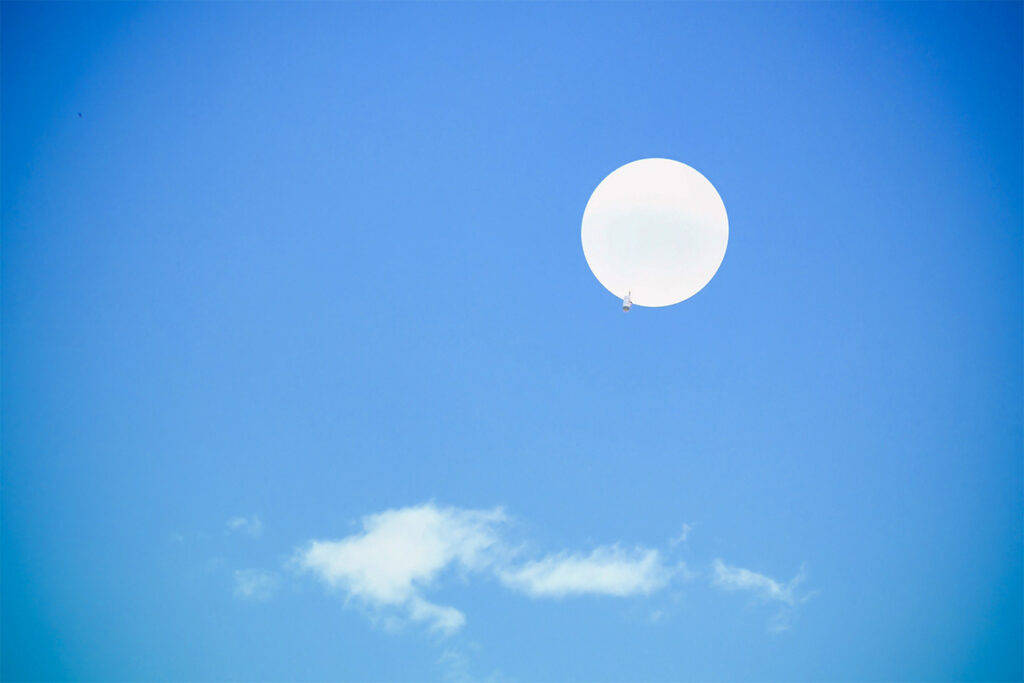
[438,648,472,682]
[711,559,813,631]
[499,546,673,598]
[227,514,263,539]
[670,523,693,546]
[711,559,804,604]
[233,569,278,600]
[294,504,506,635]
[437,645,508,683]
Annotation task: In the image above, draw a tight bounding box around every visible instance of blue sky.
[2,2,1021,681]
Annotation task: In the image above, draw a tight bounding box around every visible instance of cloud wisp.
[226,514,263,539]
[233,569,279,601]
[711,559,805,605]
[294,504,506,635]
[670,522,693,546]
[499,546,673,598]
[711,559,813,631]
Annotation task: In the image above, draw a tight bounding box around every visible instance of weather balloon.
[581,158,728,310]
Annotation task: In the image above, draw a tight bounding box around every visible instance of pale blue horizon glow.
[2,3,1021,681]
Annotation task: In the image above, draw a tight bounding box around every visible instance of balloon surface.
[581,158,728,307]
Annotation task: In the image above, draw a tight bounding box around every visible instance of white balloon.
[581,158,728,308]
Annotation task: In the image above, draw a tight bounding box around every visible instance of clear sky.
[2,2,1021,681]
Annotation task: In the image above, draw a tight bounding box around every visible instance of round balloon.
[581,158,728,308]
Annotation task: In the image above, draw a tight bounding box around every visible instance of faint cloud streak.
[227,514,263,539]
[499,546,673,598]
[233,569,279,601]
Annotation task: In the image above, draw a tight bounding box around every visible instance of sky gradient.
[2,2,1022,681]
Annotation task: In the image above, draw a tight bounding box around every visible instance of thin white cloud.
[408,597,466,635]
[294,504,506,635]
[227,514,263,538]
[233,569,278,600]
[499,546,673,598]
[711,559,804,605]
[711,559,814,632]
[670,523,693,546]
[437,645,508,683]
[438,647,472,683]
[767,609,797,634]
